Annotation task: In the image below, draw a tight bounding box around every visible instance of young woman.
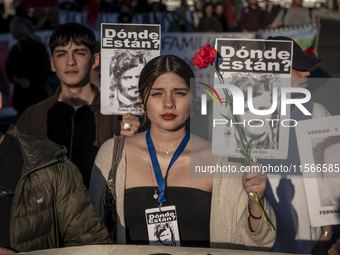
[90,55,276,249]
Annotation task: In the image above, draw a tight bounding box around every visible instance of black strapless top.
[124,186,211,247]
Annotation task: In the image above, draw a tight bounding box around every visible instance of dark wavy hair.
[110,51,146,79]
[49,22,96,55]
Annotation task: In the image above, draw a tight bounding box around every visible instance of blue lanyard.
[146,129,190,204]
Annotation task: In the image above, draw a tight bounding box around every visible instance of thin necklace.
[153,144,178,155]
[146,145,180,200]
[153,136,185,155]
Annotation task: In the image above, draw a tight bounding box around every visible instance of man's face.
[320,142,340,201]
[50,41,98,88]
[159,228,172,245]
[119,63,144,100]
[323,143,340,166]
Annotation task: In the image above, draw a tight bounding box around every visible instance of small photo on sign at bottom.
[145,205,181,246]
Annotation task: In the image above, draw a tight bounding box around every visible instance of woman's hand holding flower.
[193,44,271,231]
[242,163,269,232]
[242,163,267,202]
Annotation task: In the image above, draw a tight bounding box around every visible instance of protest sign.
[100,23,160,115]
[211,38,293,159]
[145,206,180,246]
[296,115,340,227]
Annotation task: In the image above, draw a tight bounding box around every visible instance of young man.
[0,89,111,254]
[17,23,139,188]
[259,36,332,254]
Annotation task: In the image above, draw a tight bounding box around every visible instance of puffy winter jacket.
[6,125,111,252]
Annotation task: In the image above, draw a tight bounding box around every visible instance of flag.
[260,25,319,54]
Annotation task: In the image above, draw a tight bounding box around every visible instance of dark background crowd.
[0,0,340,254]
[1,0,338,119]
[0,0,339,35]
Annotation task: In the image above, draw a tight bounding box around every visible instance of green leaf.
[246,133,265,155]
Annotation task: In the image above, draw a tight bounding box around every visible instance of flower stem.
[253,192,272,231]
[212,63,271,231]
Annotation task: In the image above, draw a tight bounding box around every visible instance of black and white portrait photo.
[100,23,160,115]
[312,135,340,207]
[231,74,281,150]
[153,222,176,246]
[109,50,148,109]
[212,38,292,159]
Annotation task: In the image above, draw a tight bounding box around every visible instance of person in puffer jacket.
[0,90,111,254]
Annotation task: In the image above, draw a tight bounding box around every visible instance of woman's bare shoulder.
[124,131,147,151]
[190,134,213,151]
[190,134,218,164]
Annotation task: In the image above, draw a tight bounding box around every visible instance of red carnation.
[193,44,217,69]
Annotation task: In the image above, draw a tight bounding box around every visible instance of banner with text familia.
[260,25,319,54]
